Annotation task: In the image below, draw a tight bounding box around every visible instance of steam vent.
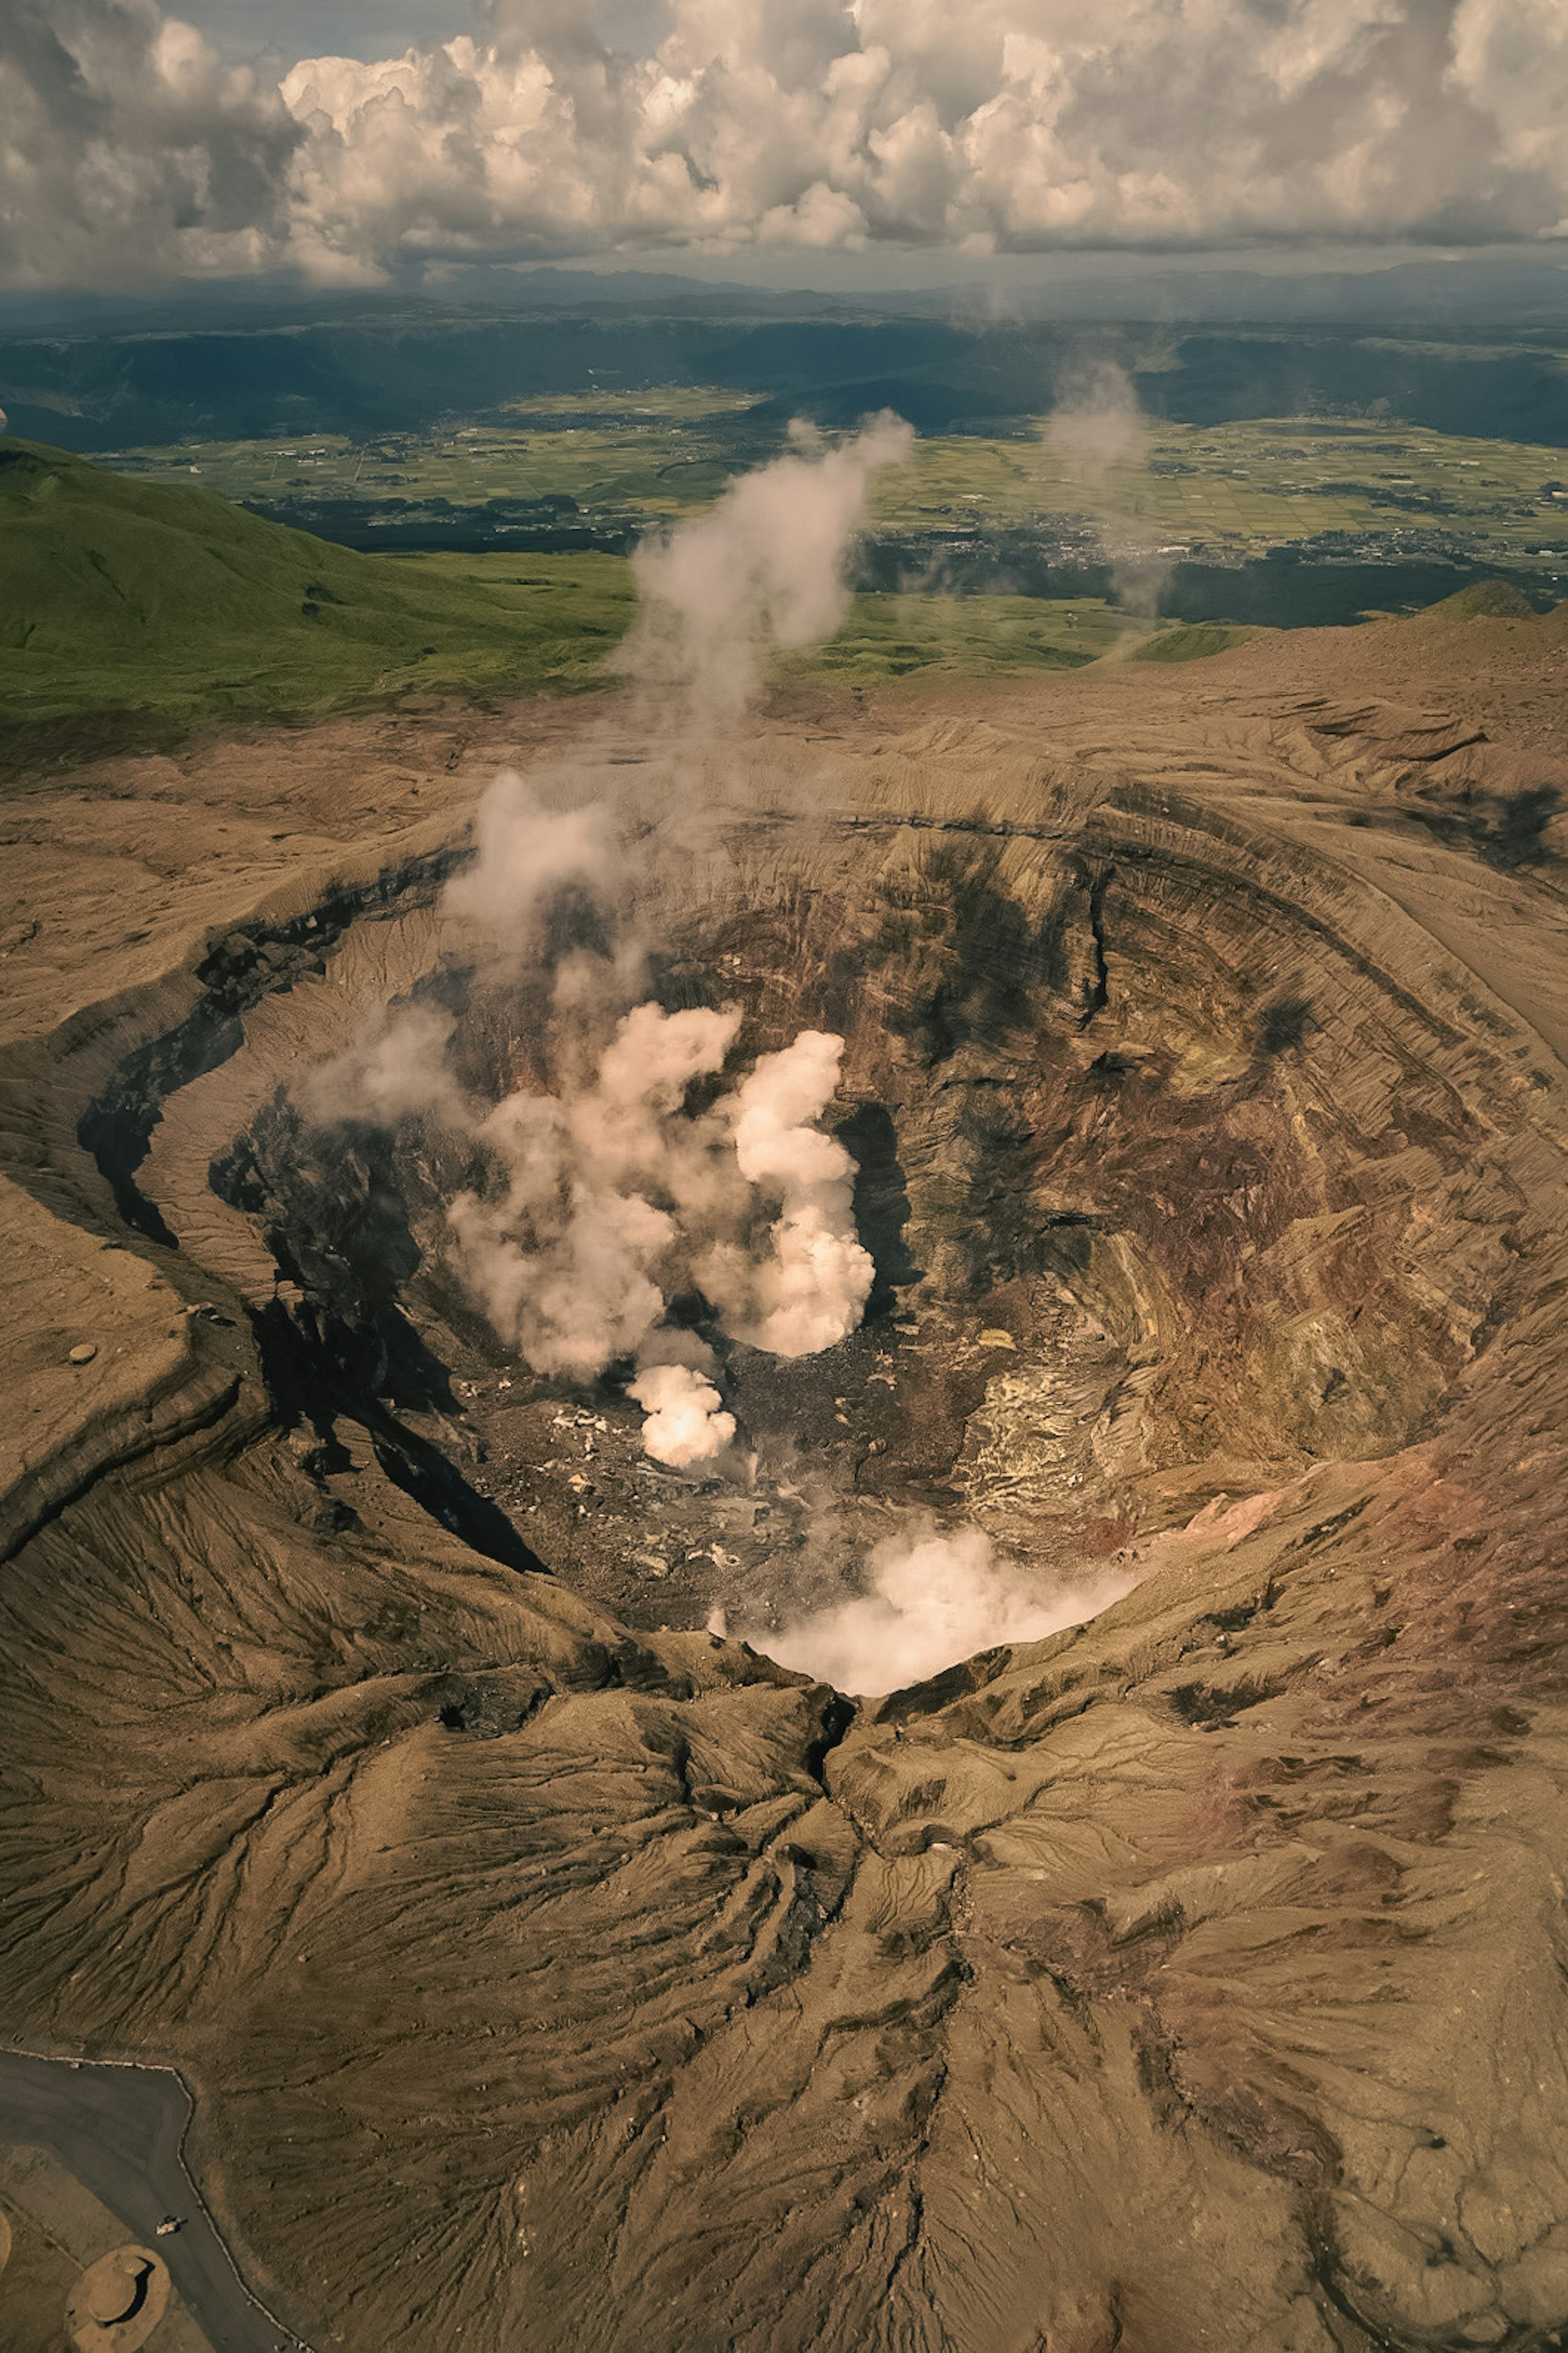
[5,616,1568,2353]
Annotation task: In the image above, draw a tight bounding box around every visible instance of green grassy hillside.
[0,437,634,748]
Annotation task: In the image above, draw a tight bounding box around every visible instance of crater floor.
[3,608,1568,2353]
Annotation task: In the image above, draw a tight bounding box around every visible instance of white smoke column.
[448,1161,674,1381]
[1045,359,1150,488]
[441,767,619,951]
[764,1524,1134,1696]
[716,1030,873,1357]
[1045,359,1171,628]
[628,1362,736,1467]
[626,412,914,714]
[571,1001,741,1198]
[447,1001,739,1381]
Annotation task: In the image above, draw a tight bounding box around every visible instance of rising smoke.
[447,998,736,1384]
[1045,359,1173,628]
[764,1522,1134,1696]
[441,767,620,951]
[623,413,914,715]
[627,1361,737,1470]
[1045,358,1150,484]
[287,412,1145,1687]
[300,1003,466,1130]
[431,421,914,1453]
[304,417,911,1468]
[700,1031,874,1358]
[445,1004,878,1422]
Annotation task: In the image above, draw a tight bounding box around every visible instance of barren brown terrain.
[4,599,1568,2352]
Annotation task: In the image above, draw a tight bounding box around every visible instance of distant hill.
[5,301,1568,454]
[0,437,632,755]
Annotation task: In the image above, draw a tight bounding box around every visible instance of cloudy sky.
[2,0,1566,292]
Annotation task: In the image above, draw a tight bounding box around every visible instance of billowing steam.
[702,1032,873,1357]
[441,768,619,949]
[628,1361,736,1469]
[1045,359,1150,485]
[763,1522,1134,1696]
[301,1003,464,1128]
[624,413,914,714]
[447,1000,740,1383]
[285,412,1140,1692]
[446,1004,873,1421]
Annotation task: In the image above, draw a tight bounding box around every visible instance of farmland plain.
[107,403,1568,574]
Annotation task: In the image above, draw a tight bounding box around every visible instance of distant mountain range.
[3,254,1567,335]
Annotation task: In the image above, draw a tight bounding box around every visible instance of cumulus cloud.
[4,0,1568,288]
[762,1520,1134,1695]
[1448,0,1568,235]
[0,0,301,289]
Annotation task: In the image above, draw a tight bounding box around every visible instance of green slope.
[0,437,634,747]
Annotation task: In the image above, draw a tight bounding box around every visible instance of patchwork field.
[107,389,771,528]
[107,403,1568,573]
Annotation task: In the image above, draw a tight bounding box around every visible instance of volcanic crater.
[4,627,1568,2353]
[125,744,1512,1659]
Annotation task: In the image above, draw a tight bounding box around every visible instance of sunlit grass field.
[2,542,636,730]
[0,415,1536,764]
[0,441,638,742]
[3,431,1253,755]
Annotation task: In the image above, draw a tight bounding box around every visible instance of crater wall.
[2,640,1567,2352]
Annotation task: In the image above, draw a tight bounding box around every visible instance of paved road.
[0,2051,314,2353]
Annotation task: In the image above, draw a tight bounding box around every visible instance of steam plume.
[705,1031,873,1358]
[448,1012,871,1417]
[1046,360,1172,628]
[764,1522,1133,1696]
[624,413,914,713]
[628,1362,737,1468]
[447,1001,740,1382]
[302,423,902,1463]
[441,767,619,954]
[1045,359,1150,486]
[300,1003,466,1128]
